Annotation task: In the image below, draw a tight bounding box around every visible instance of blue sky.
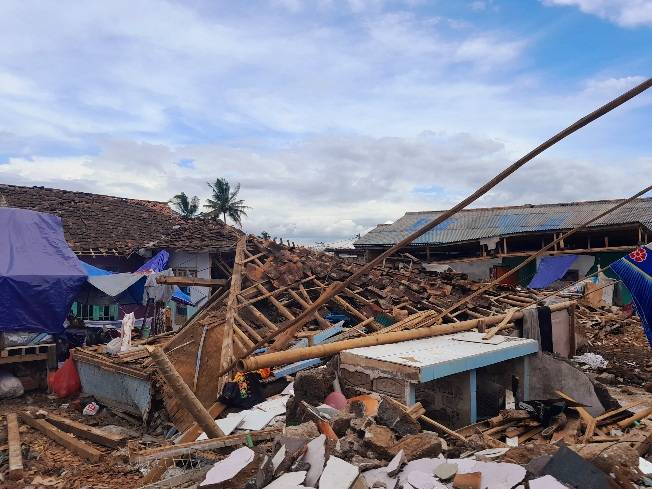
[0,0,650,243]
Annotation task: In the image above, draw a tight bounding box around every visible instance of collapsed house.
[355,198,652,296]
[0,184,241,327]
[1,188,651,489]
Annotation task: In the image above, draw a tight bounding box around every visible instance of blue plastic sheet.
[136,250,170,273]
[611,245,652,347]
[0,208,87,334]
[528,255,578,289]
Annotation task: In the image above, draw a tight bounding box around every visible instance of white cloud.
[0,2,649,244]
[1,134,649,244]
[542,0,652,27]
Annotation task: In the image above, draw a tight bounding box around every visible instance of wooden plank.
[147,346,224,439]
[139,403,226,486]
[7,413,23,480]
[131,428,280,463]
[19,412,103,463]
[156,276,227,287]
[219,236,246,389]
[482,307,518,340]
[45,412,129,448]
[0,353,48,365]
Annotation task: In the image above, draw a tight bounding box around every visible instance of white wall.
[168,250,212,325]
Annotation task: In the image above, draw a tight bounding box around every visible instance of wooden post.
[569,304,577,356]
[502,237,508,255]
[219,236,246,390]
[604,236,609,248]
[20,412,103,463]
[7,413,23,480]
[147,346,224,438]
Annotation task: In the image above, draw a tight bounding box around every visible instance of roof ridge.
[403,196,652,215]
[0,183,169,206]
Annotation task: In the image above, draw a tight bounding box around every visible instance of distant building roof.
[0,184,242,255]
[355,198,652,248]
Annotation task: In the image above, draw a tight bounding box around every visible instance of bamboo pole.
[218,79,652,377]
[238,301,575,371]
[617,406,652,428]
[147,346,224,438]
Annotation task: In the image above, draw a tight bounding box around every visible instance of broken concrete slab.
[285,421,320,439]
[377,397,420,437]
[526,354,605,417]
[362,466,398,489]
[301,434,326,487]
[447,459,526,489]
[294,367,336,405]
[537,446,614,489]
[262,471,307,489]
[364,423,396,457]
[389,432,442,461]
[529,475,568,489]
[406,470,446,489]
[319,455,359,489]
[386,450,406,477]
[200,446,255,487]
[433,462,457,481]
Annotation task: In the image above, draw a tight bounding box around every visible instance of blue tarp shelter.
[528,255,578,289]
[0,208,87,334]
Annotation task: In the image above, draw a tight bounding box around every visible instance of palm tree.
[169,192,200,219]
[205,177,250,226]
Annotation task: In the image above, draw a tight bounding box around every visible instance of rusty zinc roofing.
[354,198,652,247]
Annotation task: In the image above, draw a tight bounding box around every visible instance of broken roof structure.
[0,184,241,256]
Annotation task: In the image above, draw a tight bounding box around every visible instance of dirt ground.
[0,393,145,489]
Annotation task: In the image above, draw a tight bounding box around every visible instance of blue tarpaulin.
[611,245,652,347]
[136,250,170,273]
[0,208,87,334]
[528,255,578,289]
[79,255,194,306]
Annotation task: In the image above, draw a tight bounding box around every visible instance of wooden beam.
[20,412,103,463]
[156,276,227,287]
[147,346,224,439]
[139,403,226,486]
[235,315,263,342]
[287,289,332,329]
[482,307,518,340]
[255,283,295,321]
[244,303,278,331]
[131,428,280,463]
[45,412,129,448]
[7,413,23,480]
[219,236,247,389]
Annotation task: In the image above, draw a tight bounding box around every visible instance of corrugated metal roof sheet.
[354,198,652,247]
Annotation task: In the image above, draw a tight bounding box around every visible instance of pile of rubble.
[120,361,652,488]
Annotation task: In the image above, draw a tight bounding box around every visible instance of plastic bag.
[105,337,122,355]
[120,312,134,352]
[0,370,24,399]
[50,357,81,398]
